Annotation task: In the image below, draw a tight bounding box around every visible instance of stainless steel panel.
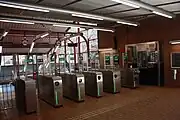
[94,69,121,94]
[121,68,139,88]
[83,71,103,97]
[15,78,37,114]
[38,75,63,107]
[60,73,85,102]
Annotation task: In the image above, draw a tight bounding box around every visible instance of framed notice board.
[171,52,180,68]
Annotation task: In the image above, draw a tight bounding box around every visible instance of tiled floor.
[1,86,180,120]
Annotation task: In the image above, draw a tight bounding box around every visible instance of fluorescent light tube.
[111,0,140,8]
[29,42,35,53]
[53,24,80,28]
[0,46,2,53]
[40,33,49,38]
[117,21,138,26]
[2,31,8,37]
[0,19,34,24]
[170,42,180,45]
[0,3,49,12]
[72,14,104,21]
[54,46,59,52]
[79,22,97,26]
[153,11,173,19]
[94,28,114,32]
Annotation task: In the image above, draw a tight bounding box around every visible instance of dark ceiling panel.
[39,0,77,8]
[141,0,180,5]
[92,4,134,15]
[159,2,180,12]
[64,0,116,12]
[111,9,151,18]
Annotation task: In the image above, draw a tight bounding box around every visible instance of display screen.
[113,55,119,65]
[171,53,180,68]
[105,56,110,65]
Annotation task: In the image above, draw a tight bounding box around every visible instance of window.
[1,55,13,66]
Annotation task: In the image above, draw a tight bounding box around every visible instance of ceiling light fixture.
[153,11,173,19]
[72,14,104,21]
[40,33,49,38]
[111,0,140,8]
[169,40,180,45]
[0,46,2,53]
[117,21,138,26]
[0,19,34,24]
[0,3,49,12]
[94,28,114,32]
[171,42,180,45]
[79,22,97,26]
[2,31,8,37]
[29,42,35,53]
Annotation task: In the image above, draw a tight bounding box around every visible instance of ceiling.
[0,0,180,54]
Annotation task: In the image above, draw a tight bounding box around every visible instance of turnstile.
[15,78,37,114]
[38,75,63,107]
[94,69,121,93]
[83,71,103,97]
[60,73,85,102]
[121,68,140,88]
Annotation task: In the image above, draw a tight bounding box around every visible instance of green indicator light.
[97,83,100,96]
[78,87,81,100]
[114,80,116,93]
[55,91,59,105]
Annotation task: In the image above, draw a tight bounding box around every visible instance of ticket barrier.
[82,71,103,97]
[38,75,63,107]
[15,78,37,114]
[121,68,140,88]
[60,73,85,102]
[93,69,121,94]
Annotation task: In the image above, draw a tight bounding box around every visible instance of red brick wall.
[98,31,114,49]
[99,15,180,87]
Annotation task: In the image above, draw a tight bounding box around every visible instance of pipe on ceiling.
[0,0,139,26]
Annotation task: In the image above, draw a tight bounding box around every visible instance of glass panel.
[71,37,78,43]
[19,55,26,65]
[80,42,87,53]
[59,46,65,54]
[83,30,88,40]
[89,39,98,51]
[83,53,88,63]
[88,29,98,40]
[1,56,13,66]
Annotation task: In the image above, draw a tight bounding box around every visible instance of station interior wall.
[98,15,180,87]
